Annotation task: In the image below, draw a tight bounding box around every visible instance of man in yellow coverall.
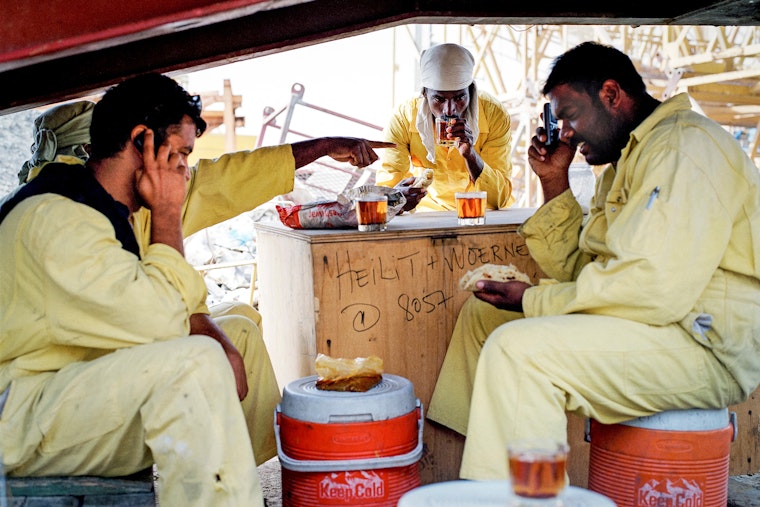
[12,93,392,470]
[429,42,760,480]
[0,74,388,506]
[376,43,514,211]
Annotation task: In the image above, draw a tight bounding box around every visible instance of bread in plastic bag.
[314,353,384,392]
[277,185,406,229]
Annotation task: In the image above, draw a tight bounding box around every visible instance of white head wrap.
[417,44,480,164]
[18,100,95,184]
[420,43,475,91]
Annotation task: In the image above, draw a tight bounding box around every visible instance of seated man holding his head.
[13,92,392,468]
[1,72,266,506]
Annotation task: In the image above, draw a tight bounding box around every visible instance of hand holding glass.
[435,116,459,147]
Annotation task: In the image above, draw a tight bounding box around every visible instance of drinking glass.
[455,191,487,225]
[435,116,459,147]
[356,195,388,232]
[507,438,569,506]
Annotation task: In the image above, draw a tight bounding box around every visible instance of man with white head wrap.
[377,43,514,211]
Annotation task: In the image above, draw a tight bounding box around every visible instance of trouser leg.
[211,301,264,331]
[8,336,263,507]
[460,314,742,480]
[214,312,281,465]
[427,295,522,434]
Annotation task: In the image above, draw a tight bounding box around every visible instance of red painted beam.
[0,0,279,68]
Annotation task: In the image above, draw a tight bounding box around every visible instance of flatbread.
[411,169,434,188]
[459,263,532,291]
[314,354,384,392]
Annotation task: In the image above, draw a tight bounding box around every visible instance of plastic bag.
[276,185,406,229]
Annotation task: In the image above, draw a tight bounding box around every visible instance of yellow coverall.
[132,144,297,466]
[376,90,514,211]
[0,194,264,506]
[0,145,296,505]
[432,94,760,479]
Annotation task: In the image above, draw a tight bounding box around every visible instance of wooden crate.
[728,387,760,476]
[256,209,541,484]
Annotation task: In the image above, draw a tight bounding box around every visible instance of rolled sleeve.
[377,106,415,188]
[182,145,296,236]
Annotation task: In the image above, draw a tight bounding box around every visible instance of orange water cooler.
[275,374,423,507]
[587,408,736,507]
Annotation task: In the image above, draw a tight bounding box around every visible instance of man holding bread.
[428,41,760,480]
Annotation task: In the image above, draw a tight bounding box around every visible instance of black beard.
[583,123,629,165]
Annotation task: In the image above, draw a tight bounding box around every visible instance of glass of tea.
[507,438,569,506]
[435,116,459,147]
[455,191,487,226]
[356,195,388,232]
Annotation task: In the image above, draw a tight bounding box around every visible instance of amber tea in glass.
[356,196,388,232]
[507,439,568,505]
[435,116,459,147]
[455,191,486,225]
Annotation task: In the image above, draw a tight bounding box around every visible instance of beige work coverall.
[429,94,760,479]
[0,145,297,505]
[0,195,265,506]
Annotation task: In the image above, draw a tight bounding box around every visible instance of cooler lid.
[621,408,729,431]
[280,374,417,424]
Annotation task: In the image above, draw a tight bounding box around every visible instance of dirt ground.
[259,458,282,507]
[259,457,760,507]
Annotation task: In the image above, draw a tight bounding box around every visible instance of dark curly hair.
[89,73,207,160]
[542,42,647,99]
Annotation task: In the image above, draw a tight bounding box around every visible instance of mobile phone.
[134,128,164,156]
[543,102,559,148]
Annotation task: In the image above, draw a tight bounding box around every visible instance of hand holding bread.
[459,263,532,291]
[411,169,434,188]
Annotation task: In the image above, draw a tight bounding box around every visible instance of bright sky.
[183,27,418,144]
